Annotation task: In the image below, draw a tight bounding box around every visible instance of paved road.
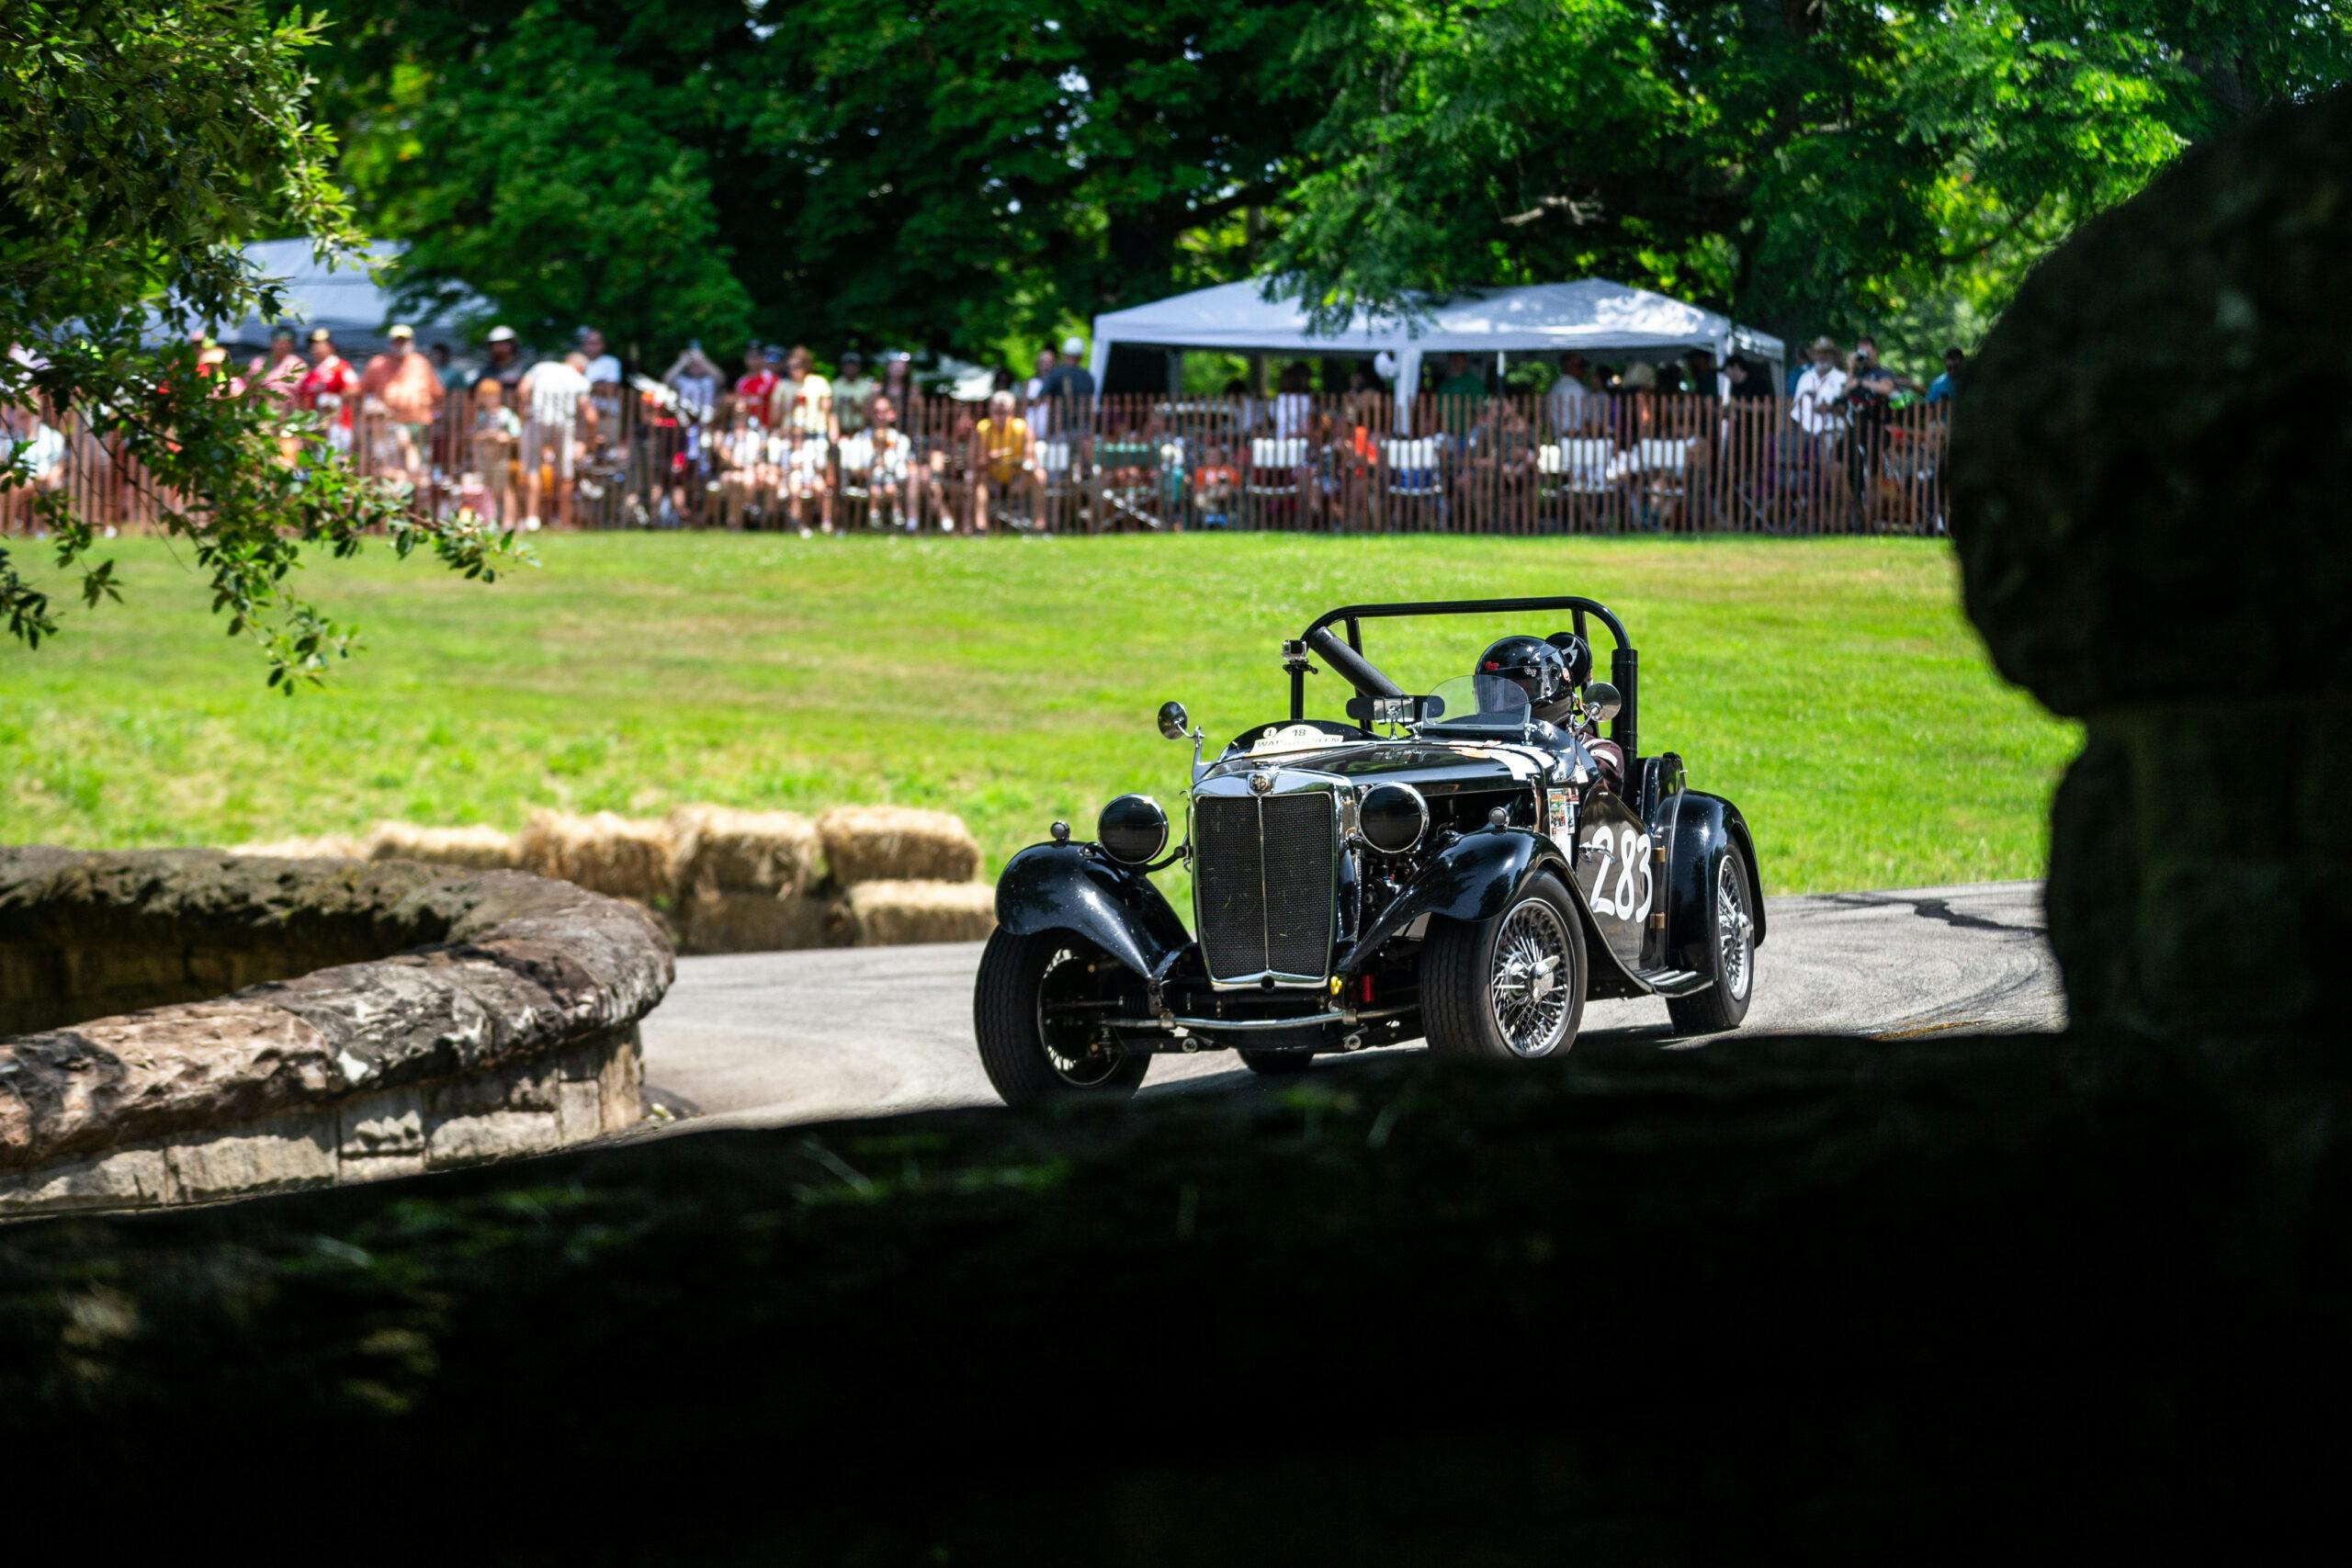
[639,881,2062,1129]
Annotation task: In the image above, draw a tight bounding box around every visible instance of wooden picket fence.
[3,388,1952,539]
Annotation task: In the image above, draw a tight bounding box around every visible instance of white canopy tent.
[206,239,481,358]
[1087,276,1783,428]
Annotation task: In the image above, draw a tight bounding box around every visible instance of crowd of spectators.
[5,321,1961,537]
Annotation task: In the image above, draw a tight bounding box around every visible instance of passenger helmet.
[1545,631,1594,688]
[1476,636,1568,714]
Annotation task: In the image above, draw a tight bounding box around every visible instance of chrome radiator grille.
[1193,791,1337,982]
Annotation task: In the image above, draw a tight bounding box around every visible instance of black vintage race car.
[973,594,1763,1107]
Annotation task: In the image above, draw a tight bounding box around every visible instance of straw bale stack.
[516,810,678,905]
[226,834,363,861]
[669,806,822,897]
[360,821,521,871]
[816,806,982,886]
[677,889,846,955]
[843,880,998,947]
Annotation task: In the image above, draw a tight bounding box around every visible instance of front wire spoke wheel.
[1036,946,1123,1087]
[1487,897,1575,1057]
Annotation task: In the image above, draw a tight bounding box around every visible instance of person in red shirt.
[733,343,777,428]
[296,327,357,431]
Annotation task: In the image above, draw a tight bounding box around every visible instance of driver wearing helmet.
[1476,633,1624,788]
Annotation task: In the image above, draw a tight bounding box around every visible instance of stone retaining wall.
[1,848,673,1216]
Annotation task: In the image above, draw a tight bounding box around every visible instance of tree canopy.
[317,0,1319,360]
[318,1,2351,370]
[1,0,516,682]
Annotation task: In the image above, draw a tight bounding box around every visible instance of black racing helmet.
[1476,635,1568,714]
[1545,630,1593,687]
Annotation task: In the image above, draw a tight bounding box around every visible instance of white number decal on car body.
[1621,825,1655,923]
[1584,826,1617,915]
[1585,823,1655,923]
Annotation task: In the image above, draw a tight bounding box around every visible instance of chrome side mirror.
[1157,700,1191,740]
[1583,681,1623,725]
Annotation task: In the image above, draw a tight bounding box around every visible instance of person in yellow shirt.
[972,389,1044,532]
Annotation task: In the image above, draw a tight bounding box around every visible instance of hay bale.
[515,810,677,903]
[844,880,998,947]
[360,821,521,871]
[816,806,982,886]
[677,889,846,954]
[668,805,822,896]
[226,834,362,861]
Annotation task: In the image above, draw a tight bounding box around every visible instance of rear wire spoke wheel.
[1422,872,1586,1060]
[974,930,1150,1108]
[1667,845,1757,1036]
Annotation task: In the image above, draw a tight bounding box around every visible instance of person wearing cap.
[1790,335,1849,441]
[831,350,876,434]
[482,325,527,393]
[296,327,357,429]
[358,323,446,482]
[1037,335,1096,433]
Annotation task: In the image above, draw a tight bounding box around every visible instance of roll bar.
[1289,595,1639,761]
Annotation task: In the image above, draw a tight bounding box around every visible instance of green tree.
[1,0,517,683]
[316,0,1319,358]
[1262,0,2352,365]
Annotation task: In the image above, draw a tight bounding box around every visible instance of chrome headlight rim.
[1097,793,1170,866]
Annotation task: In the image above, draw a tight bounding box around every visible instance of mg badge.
[1249,771,1273,795]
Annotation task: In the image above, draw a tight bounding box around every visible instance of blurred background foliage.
[311,0,2352,374]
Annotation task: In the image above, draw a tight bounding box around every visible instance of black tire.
[1238,1049,1317,1077]
[973,929,1151,1108]
[1422,871,1587,1059]
[1667,845,1758,1035]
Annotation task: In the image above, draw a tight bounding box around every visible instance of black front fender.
[1657,791,1766,968]
[1338,829,1565,973]
[994,841,1192,983]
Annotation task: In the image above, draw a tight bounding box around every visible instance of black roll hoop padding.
[1304,626,1406,700]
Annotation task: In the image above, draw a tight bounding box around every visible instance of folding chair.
[1537,437,1615,531]
[1246,436,1306,525]
[1383,436,1447,528]
[834,432,876,526]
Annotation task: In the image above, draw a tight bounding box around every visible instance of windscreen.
[1417,673,1532,735]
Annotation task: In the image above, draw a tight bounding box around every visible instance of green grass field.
[1,532,2074,898]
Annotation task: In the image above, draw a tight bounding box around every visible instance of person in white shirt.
[518,350,595,529]
[1546,353,1597,434]
[1790,336,1849,442]
[3,408,67,491]
[1271,363,1314,442]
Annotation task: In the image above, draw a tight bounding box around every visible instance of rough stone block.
[557,1078,605,1145]
[337,1153,428,1186]
[169,1118,336,1201]
[340,1085,427,1159]
[427,1055,560,1118]
[0,1145,175,1213]
[598,1031,644,1131]
[428,1111,562,1168]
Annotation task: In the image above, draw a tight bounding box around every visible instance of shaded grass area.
[2,1034,2332,1559]
[0,533,2073,895]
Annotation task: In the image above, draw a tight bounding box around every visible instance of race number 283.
[1582,824,1654,921]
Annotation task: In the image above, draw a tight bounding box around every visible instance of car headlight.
[1358,783,1429,854]
[1097,794,1169,865]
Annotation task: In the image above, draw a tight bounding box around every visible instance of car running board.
[1633,967,1713,997]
